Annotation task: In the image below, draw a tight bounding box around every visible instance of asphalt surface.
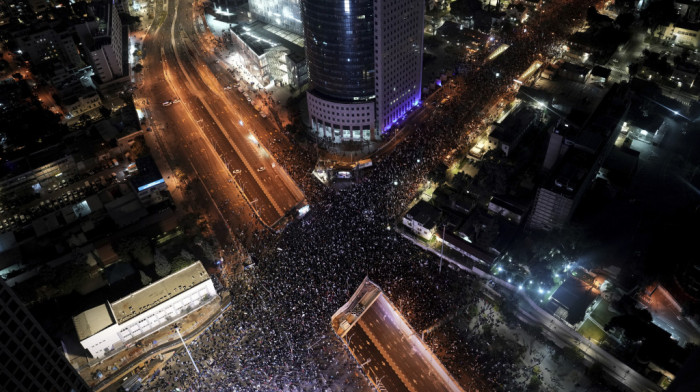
[138,0,304,231]
[515,290,662,392]
[345,294,465,392]
[346,325,410,392]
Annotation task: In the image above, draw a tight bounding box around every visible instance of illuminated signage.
[137,178,165,192]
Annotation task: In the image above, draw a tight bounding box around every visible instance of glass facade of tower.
[302,0,375,101]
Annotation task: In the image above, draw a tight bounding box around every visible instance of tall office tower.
[303,0,423,143]
[0,279,91,392]
[249,0,303,34]
[75,0,124,83]
[528,84,630,231]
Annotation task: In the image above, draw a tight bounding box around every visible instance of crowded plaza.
[141,0,602,390]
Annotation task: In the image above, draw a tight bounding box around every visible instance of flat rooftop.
[332,278,464,392]
[232,20,305,61]
[73,304,115,341]
[110,261,209,324]
[544,148,595,196]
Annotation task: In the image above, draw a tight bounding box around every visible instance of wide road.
[513,286,662,392]
[137,0,304,232]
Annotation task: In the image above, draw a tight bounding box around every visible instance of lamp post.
[439,224,446,273]
[175,327,199,373]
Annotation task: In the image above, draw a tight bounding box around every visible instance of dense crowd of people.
[143,1,602,390]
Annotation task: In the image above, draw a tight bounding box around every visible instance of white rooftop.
[73,304,114,341]
[110,261,209,324]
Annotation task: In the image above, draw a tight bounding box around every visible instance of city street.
[137,0,304,235]
[136,0,674,391]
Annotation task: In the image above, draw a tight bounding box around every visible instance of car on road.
[247,97,252,102]
[224,86,232,90]
[260,113,267,118]
[257,166,265,172]
[232,169,241,174]
[162,100,172,106]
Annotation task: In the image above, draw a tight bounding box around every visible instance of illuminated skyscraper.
[249,0,303,34]
[302,0,423,143]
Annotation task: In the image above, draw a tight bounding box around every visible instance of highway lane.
[346,326,410,392]
[137,0,304,231]
[180,11,304,208]
[137,0,266,237]
[163,1,283,225]
[173,0,303,224]
[172,35,300,216]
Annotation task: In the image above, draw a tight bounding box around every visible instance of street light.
[439,224,446,273]
[175,327,200,373]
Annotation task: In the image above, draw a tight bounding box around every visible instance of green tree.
[154,251,171,277]
[171,249,196,273]
[133,244,154,266]
[173,167,188,184]
[55,260,92,295]
[199,240,218,262]
[171,255,194,272]
[180,249,195,262]
[129,135,150,159]
[115,236,151,265]
[526,375,542,391]
[140,270,152,286]
[560,346,583,362]
[178,213,203,237]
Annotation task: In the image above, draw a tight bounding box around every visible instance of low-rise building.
[487,196,528,224]
[546,277,598,325]
[0,145,77,203]
[656,22,700,49]
[230,21,308,88]
[440,231,495,266]
[488,105,539,157]
[128,156,168,205]
[73,261,217,358]
[589,66,611,84]
[674,0,700,23]
[671,62,699,88]
[402,201,441,240]
[62,89,102,122]
[557,61,591,83]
